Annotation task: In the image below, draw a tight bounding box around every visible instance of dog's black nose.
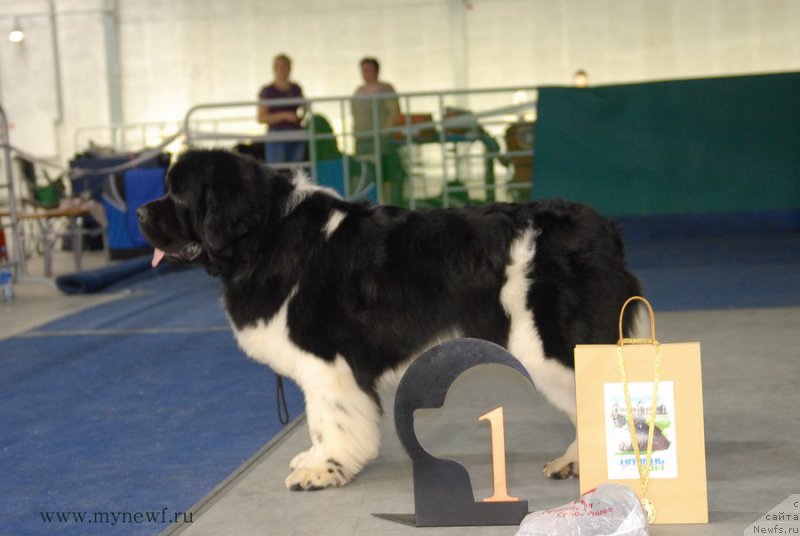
[136,207,149,223]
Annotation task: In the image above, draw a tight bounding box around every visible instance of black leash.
[275,373,290,426]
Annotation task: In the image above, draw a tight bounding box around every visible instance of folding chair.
[9,156,105,276]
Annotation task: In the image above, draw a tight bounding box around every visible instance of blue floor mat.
[0,268,304,536]
[625,231,800,310]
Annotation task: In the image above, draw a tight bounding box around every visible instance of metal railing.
[0,86,537,279]
[182,86,537,208]
[70,86,537,209]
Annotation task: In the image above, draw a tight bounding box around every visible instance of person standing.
[352,57,400,157]
[351,57,406,203]
[257,54,306,164]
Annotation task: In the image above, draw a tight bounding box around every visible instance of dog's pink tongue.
[151,248,166,268]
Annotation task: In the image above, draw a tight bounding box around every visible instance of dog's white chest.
[231,293,309,381]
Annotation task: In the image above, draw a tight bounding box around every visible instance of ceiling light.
[9,18,24,44]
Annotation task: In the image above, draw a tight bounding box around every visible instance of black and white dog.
[137,149,643,491]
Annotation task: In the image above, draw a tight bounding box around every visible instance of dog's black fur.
[138,149,642,489]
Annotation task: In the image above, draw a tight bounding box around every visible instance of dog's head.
[137,149,291,277]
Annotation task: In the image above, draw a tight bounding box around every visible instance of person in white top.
[352,57,401,156]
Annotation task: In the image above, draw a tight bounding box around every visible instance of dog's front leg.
[286,357,382,491]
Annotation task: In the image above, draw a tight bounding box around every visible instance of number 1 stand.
[377,338,535,527]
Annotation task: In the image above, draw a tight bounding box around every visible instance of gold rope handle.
[616,295,662,523]
[618,295,657,347]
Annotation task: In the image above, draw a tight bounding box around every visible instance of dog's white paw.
[543,456,579,480]
[285,458,352,491]
[289,448,314,470]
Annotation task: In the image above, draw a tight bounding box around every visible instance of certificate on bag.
[603,380,678,481]
[574,298,709,525]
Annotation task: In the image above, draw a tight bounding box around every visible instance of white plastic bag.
[515,484,649,536]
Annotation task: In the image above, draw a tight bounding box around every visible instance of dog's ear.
[200,181,256,266]
[201,186,227,255]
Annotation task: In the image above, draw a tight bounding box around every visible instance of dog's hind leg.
[537,300,648,479]
[508,355,580,479]
[286,355,382,491]
[541,409,579,479]
[502,228,580,479]
[524,358,580,479]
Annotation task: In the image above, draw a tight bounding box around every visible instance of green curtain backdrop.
[532,72,800,217]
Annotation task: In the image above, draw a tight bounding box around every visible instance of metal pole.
[371,97,383,204]
[403,95,415,209]
[47,0,66,159]
[339,98,349,198]
[438,94,449,208]
[0,105,26,279]
[306,100,317,183]
[103,0,123,147]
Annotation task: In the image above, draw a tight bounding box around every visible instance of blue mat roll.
[56,255,155,294]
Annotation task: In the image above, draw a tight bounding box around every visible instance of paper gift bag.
[575,296,708,524]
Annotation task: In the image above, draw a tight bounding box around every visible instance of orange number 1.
[479,406,520,503]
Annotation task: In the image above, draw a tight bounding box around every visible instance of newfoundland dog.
[137,149,643,491]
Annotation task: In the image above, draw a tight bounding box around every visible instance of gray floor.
[1,250,119,340]
[163,307,800,536]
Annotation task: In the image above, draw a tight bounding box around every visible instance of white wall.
[0,0,108,160]
[466,0,800,87]
[116,0,457,122]
[0,0,798,164]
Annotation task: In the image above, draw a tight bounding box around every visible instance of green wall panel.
[532,72,800,217]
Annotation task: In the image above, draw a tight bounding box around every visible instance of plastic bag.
[515,483,649,536]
